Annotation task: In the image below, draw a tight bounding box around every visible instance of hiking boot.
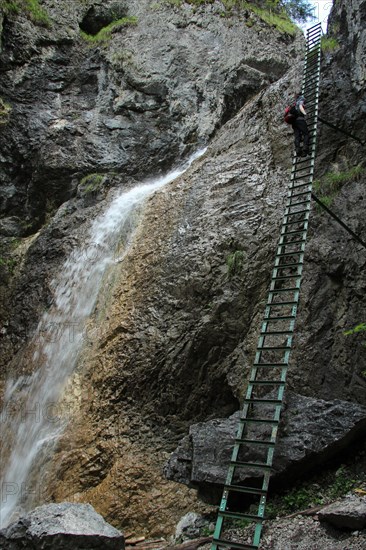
[296,149,302,156]
[301,149,309,157]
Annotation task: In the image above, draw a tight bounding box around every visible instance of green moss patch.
[80,16,138,43]
[2,0,51,26]
[321,36,340,53]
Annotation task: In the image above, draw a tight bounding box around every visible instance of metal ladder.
[211,23,322,550]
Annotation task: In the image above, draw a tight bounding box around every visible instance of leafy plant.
[344,323,366,350]
[266,464,361,519]
[227,250,245,277]
[328,466,357,500]
[200,524,214,536]
[321,36,340,53]
[0,97,12,124]
[79,173,104,195]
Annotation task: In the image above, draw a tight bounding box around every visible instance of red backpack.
[284,103,297,124]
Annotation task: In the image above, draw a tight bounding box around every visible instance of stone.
[164,393,366,501]
[318,496,366,530]
[0,502,125,549]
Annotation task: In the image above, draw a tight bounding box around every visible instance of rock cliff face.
[0,0,365,542]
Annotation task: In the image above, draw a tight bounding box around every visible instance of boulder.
[164,392,366,502]
[318,495,366,530]
[0,502,124,549]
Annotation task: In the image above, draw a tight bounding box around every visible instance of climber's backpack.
[284,103,297,124]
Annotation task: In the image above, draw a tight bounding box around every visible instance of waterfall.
[0,149,205,528]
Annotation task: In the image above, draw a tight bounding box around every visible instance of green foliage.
[277,0,314,22]
[161,0,312,26]
[79,173,104,195]
[1,0,51,26]
[200,524,214,536]
[80,16,138,43]
[0,238,21,275]
[0,97,12,125]
[344,323,366,336]
[321,36,340,53]
[266,465,360,519]
[227,250,245,277]
[344,322,366,350]
[242,2,297,34]
[313,164,364,210]
[328,466,358,500]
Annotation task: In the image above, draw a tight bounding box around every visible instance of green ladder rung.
[218,510,265,522]
[224,484,267,495]
[276,250,304,257]
[230,461,272,471]
[281,227,307,235]
[239,417,279,425]
[304,74,320,85]
[252,364,287,369]
[294,157,314,166]
[292,173,312,182]
[292,181,312,189]
[283,214,308,223]
[284,211,310,218]
[235,438,276,447]
[242,398,282,406]
[268,286,300,292]
[212,538,259,550]
[267,300,298,307]
[257,346,291,352]
[278,239,306,247]
[286,199,310,208]
[260,330,294,335]
[264,315,296,321]
[248,380,285,386]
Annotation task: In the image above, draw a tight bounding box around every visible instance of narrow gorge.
[0,1,365,549]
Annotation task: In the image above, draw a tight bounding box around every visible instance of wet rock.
[0,502,124,549]
[318,495,366,530]
[0,0,302,232]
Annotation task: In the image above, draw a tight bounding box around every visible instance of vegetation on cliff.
[0,0,50,26]
[161,0,313,34]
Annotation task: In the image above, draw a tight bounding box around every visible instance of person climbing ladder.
[291,93,310,156]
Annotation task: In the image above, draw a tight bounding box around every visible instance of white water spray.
[0,149,205,527]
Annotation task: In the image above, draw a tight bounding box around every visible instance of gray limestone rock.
[318,496,366,530]
[164,392,366,501]
[0,502,124,549]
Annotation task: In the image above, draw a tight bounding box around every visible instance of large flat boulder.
[164,392,366,502]
[318,495,366,530]
[0,502,124,549]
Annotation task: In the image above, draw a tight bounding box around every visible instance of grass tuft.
[313,164,364,210]
[321,36,340,53]
[0,97,12,125]
[80,16,138,43]
[2,0,51,26]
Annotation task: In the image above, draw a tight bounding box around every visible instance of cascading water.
[0,149,205,528]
